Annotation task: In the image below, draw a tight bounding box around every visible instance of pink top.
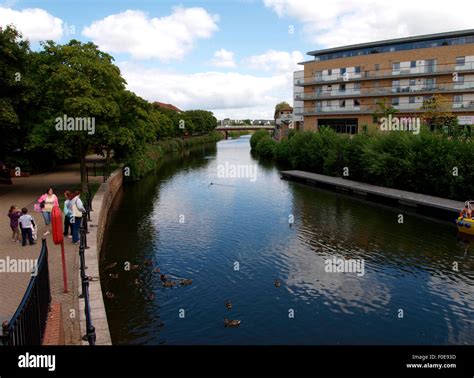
[37,193,59,211]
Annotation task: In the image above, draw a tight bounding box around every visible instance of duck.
[146,293,155,301]
[160,274,167,282]
[153,267,161,273]
[104,262,117,271]
[224,318,241,327]
[109,273,119,279]
[274,279,281,288]
[225,299,232,309]
[163,281,175,288]
[180,279,192,286]
[105,291,115,299]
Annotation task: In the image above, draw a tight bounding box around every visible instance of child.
[7,206,21,242]
[63,190,73,238]
[19,208,36,246]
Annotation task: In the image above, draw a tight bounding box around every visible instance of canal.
[101,136,474,345]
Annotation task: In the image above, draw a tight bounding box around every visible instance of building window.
[328,69,332,75]
[340,67,346,75]
[392,98,399,106]
[375,64,380,71]
[392,62,400,71]
[455,75,465,85]
[409,79,416,86]
[355,66,361,74]
[454,95,463,103]
[354,99,361,106]
[409,96,416,104]
[456,56,466,66]
[410,61,417,68]
[340,83,346,92]
[425,78,436,89]
[340,100,346,108]
[354,82,361,91]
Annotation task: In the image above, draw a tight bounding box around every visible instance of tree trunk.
[78,138,88,193]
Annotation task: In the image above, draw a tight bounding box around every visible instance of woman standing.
[37,187,59,236]
[63,190,73,238]
[68,191,86,244]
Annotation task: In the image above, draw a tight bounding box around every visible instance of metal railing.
[294,61,474,86]
[295,82,474,100]
[86,161,111,183]
[78,203,96,345]
[1,239,51,346]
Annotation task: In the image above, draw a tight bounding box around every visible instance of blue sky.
[1,0,473,118]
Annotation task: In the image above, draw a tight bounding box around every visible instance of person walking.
[7,205,21,242]
[63,190,73,238]
[37,187,59,236]
[69,191,86,244]
[19,208,36,246]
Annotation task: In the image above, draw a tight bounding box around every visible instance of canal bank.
[100,136,474,345]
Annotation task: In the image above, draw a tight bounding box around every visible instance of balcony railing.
[295,82,474,100]
[294,61,474,86]
[293,101,474,115]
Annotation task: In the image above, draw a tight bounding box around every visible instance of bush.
[250,130,271,150]
[254,128,474,200]
[255,136,276,158]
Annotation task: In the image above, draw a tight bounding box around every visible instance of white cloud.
[263,0,474,48]
[82,7,219,61]
[244,49,304,73]
[119,62,293,119]
[209,49,237,68]
[0,7,63,42]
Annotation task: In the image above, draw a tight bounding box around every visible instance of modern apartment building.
[294,29,474,134]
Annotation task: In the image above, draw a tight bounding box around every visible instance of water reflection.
[101,136,473,345]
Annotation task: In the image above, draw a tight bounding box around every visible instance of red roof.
[153,101,183,112]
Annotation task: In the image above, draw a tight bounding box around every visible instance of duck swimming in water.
[225,299,232,309]
[180,279,192,286]
[224,318,241,327]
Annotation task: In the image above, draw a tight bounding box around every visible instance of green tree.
[275,101,291,113]
[372,98,398,123]
[0,25,35,167]
[27,40,126,191]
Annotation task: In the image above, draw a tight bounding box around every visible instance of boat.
[456,200,474,235]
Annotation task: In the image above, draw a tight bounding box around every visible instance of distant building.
[294,29,474,134]
[274,105,293,140]
[153,101,183,113]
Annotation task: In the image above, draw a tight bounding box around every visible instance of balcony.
[294,61,474,86]
[293,102,474,116]
[294,82,474,100]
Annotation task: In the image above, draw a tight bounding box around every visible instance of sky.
[1,0,473,119]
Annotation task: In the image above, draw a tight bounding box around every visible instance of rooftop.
[307,29,474,57]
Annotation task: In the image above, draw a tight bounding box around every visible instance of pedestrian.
[19,208,36,246]
[63,190,73,238]
[37,187,59,236]
[7,205,21,242]
[68,191,86,244]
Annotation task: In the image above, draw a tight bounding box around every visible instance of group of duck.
[103,259,193,301]
[103,260,283,328]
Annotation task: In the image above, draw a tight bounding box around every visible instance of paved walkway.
[0,164,102,344]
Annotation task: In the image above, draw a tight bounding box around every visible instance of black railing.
[1,239,51,345]
[86,161,111,183]
[78,207,96,345]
